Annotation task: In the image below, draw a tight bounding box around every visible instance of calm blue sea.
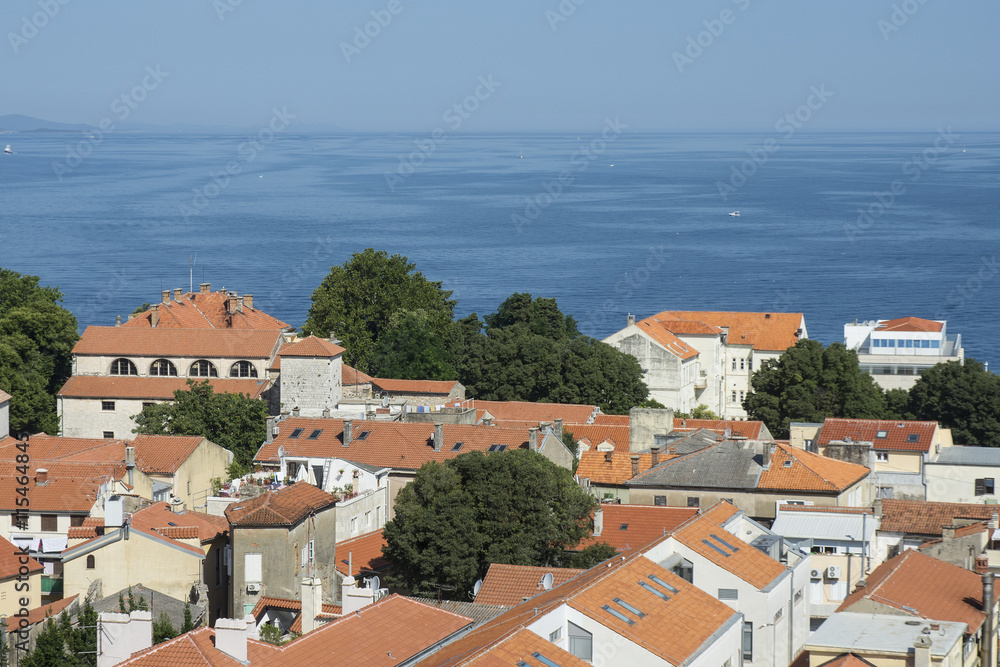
[1,131,999,366]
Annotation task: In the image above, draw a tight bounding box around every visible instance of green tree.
[259,624,286,646]
[68,599,98,666]
[907,359,1000,445]
[383,449,596,599]
[0,268,79,435]
[302,249,455,371]
[20,612,83,667]
[744,339,889,439]
[131,302,151,316]
[153,612,177,644]
[369,310,457,381]
[181,602,195,634]
[564,542,617,569]
[133,380,267,474]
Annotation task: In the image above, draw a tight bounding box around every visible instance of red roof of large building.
[121,288,291,331]
[563,424,631,453]
[117,626,282,666]
[635,320,700,360]
[672,515,787,590]
[758,443,870,493]
[57,375,269,400]
[225,482,337,528]
[876,317,944,333]
[817,418,939,452]
[372,378,461,395]
[475,564,585,607]
[278,336,345,358]
[642,311,805,352]
[73,326,283,359]
[877,499,997,536]
[592,414,628,426]
[475,400,597,425]
[576,504,699,551]
[342,364,374,385]
[575,450,657,485]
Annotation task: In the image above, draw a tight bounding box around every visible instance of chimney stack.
[214,617,250,662]
[322,407,330,419]
[126,446,135,487]
[301,577,323,635]
[874,498,883,518]
[604,451,613,463]
[651,446,661,467]
[265,417,276,444]
[199,282,211,294]
[161,290,170,304]
[529,427,539,451]
[173,288,182,301]
[150,303,160,328]
[244,294,254,309]
[627,313,636,326]
[554,418,563,439]
[914,636,932,667]
[115,314,121,327]
[35,468,48,485]
[976,553,990,575]
[630,454,640,478]
[343,420,353,446]
[594,507,604,536]
[292,406,300,418]
[982,571,995,667]
[433,423,444,451]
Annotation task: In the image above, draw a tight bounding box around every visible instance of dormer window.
[190,360,218,377]
[230,360,258,378]
[149,359,177,376]
[110,358,137,376]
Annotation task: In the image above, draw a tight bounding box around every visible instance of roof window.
[487,444,507,452]
[289,428,303,439]
[531,653,563,667]
[639,580,669,599]
[710,533,740,553]
[907,433,920,443]
[648,574,678,593]
[308,429,323,439]
[782,460,793,468]
[876,430,888,438]
[601,604,635,625]
[451,442,463,451]
[356,431,370,441]
[613,597,646,619]
[619,523,629,531]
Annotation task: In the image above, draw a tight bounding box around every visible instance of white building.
[926,446,1000,504]
[845,316,964,390]
[0,389,9,438]
[605,311,806,418]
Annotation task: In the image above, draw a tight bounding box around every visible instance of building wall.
[0,398,9,438]
[59,396,155,439]
[278,356,343,418]
[874,450,923,474]
[789,423,823,451]
[0,571,42,619]
[926,463,1000,504]
[603,328,694,414]
[335,487,389,540]
[74,354,270,379]
[172,439,234,512]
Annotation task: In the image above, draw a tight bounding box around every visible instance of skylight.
[907,433,920,443]
[702,539,731,557]
[308,429,323,439]
[638,581,669,600]
[613,597,646,618]
[532,653,563,667]
[487,444,507,452]
[451,442,463,451]
[710,533,740,553]
[601,604,635,625]
[648,574,678,593]
[619,523,629,531]
[876,430,888,438]
[289,428,303,439]
[356,431,370,441]
[782,460,792,468]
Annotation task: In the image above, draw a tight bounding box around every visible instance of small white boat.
[729,211,740,217]
[4,145,12,155]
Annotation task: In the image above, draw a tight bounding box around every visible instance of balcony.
[694,371,708,390]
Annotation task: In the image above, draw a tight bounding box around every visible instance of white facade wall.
[925,463,1000,504]
[0,397,8,438]
[602,326,697,414]
[58,396,161,439]
[74,353,268,379]
[335,488,389,540]
[279,356,343,417]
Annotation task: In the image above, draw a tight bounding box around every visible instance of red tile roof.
[26,595,79,626]
[58,375,269,400]
[117,626,282,666]
[778,504,873,515]
[342,364,374,385]
[255,419,543,472]
[700,500,741,525]
[0,454,123,513]
[673,418,766,439]
[249,596,342,634]
[575,504,699,552]
[837,549,988,632]
[575,450,656,485]
[0,535,42,579]
[225,482,337,528]
[815,655,880,667]
[475,564,585,607]
[593,414,628,425]
[635,320,700,360]
[464,628,591,666]
[334,529,390,577]
[131,435,205,474]
[121,289,291,331]
[564,424,631,453]
[643,311,806,352]
[129,502,228,544]
[878,499,997,536]
[758,443,870,492]
[372,378,461,395]
[817,418,939,452]
[73,326,283,359]
[672,515,787,590]
[474,400,597,425]
[876,317,943,333]
[278,336,345,358]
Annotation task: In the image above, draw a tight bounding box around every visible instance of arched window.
[230,360,258,378]
[110,358,138,376]
[149,359,178,376]
[190,360,218,377]
[86,555,95,569]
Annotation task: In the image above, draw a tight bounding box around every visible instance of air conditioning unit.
[246,583,261,593]
[827,566,841,580]
[810,569,822,580]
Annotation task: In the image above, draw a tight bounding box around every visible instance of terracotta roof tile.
[878,499,997,536]
[815,655,881,667]
[644,311,806,352]
[465,628,591,666]
[576,450,655,485]
[758,444,870,492]
[778,504,873,515]
[673,418,766,439]
[876,317,943,333]
[0,535,42,579]
[121,290,291,331]
[26,595,78,626]
[636,320,700,360]
[673,515,787,590]
[837,549,987,632]
[225,482,336,528]
[593,414,629,425]
[123,502,228,544]
[132,435,206,474]
[474,400,597,425]
[58,375,269,400]
[576,504,700,552]
[817,418,939,452]
[278,336,345,358]
[334,529,390,576]
[249,596,342,634]
[153,526,200,540]
[700,500,741,525]
[73,326,283,359]
[564,424,631,453]
[0,456,122,513]
[342,364,374,385]
[117,626,282,666]
[372,378,461,395]
[475,564,585,607]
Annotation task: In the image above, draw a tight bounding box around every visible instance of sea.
[1,130,999,366]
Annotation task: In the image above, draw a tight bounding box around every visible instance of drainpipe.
[983,572,995,667]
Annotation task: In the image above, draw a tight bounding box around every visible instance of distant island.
[0,113,349,134]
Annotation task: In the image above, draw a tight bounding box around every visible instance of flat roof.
[930,446,1000,467]
[806,612,964,657]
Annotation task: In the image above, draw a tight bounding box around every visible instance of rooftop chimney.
[343,420,353,446]
[433,423,444,451]
[874,498,883,518]
[227,294,240,315]
[554,418,563,439]
[604,451,613,462]
[173,288,182,301]
[976,553,990,575]
[627,313,636,326]
[214,617,250,662]
[97,611,152,667]
[150,303,160,328]
[630,454,640,478]
[161,290,170,304]
[981,571,995,667]
[115,314,121,327]
[35,468,48,485]
[126,446,135,487]
[322,407,330,419]
[529,427,539,452]
[651,446,661,467]
[914,635,932,667]
[243,294,254,309]
[199,282,210,294]
[292,406,300,418]
[594,507,604,536]
[265,417,276,444]
[301,577,323,635]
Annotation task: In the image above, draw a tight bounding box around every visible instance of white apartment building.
[845,316,964,390]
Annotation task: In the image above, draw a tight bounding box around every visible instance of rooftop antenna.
[189,253,197,293]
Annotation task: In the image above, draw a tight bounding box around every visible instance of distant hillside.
[0,113,351,134]
[0,114,94,132]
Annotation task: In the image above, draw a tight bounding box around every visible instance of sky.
[3,0,998,132]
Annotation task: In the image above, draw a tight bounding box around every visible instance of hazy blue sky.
[3,0,997,131]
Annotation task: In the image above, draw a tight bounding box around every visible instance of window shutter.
[245,553,262,582]
[976,479,986,496]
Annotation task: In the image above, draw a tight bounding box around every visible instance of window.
[739,391,745,403]
[103,431,115,439]
[718,588,738,600]
[687,496,700,508]
[905,339,913,348]
[451,442,463,451]
[365,511,372,527]
[567,622,592,661]
[740,358,745,370]
[922,339,931,348]
[732,359,737,371]
[742,621,753,661]
[187,481,191,496]
[41,515,58,531]
[875,452,889,462]
[230,360,258,378]
[654,495,667,506]
[931,340,940,348]
[876,430,888,438]
[976,478,996,496]
[356,431,370,441]
[487,444,507,452]
[70,516,85,527]
[671,560,694,583]
[149,359,177,376]
[907,433,920,443]
[110,358,137,376]
[309,538,314,562]
[308,429,323,439]
[86,555,95,569]
[731,391,737,403]
[244,553,262,583]
[774,608,783,621]
[190,360,218,377]
[289,428,303,439]
[548,627,561,642]
[747,358,752,371]
[350,517,357,534]
[101,401,115,411]
[794,589,803,604]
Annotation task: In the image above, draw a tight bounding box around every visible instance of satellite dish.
[277,445,285,458]
[541,572,554,591]
[370,575,380,591]
[724,428,731,438]
[381,396,390,408]
[473,579,483,596]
